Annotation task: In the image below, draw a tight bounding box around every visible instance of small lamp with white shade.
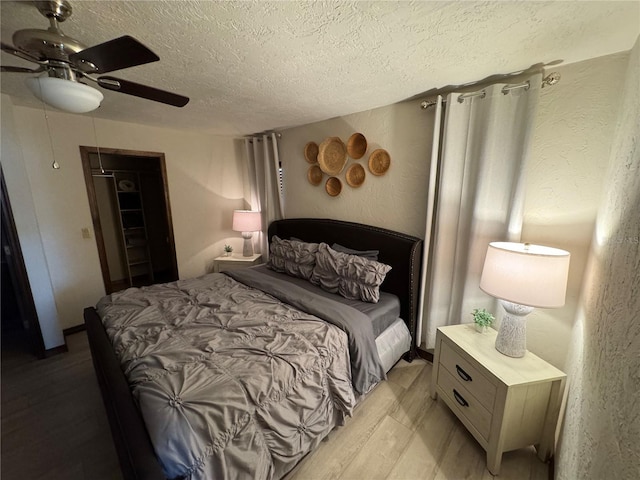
[479,242,570,358]
[232,210,261,257]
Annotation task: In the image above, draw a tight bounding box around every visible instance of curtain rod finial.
[542,72,561,88]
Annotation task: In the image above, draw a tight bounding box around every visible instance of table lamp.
[232,210,261,257]
[479,242,570,357]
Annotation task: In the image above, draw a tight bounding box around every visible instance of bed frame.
[85,218,422,480]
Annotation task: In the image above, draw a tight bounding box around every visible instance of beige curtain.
[244,133,284,260]
[418,75,542,349]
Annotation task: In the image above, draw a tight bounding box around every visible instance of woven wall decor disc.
[368,149,391,176]
[304,142,319,164]
[325,177,342,197]
[318,137,347,175]
[307,165,323,185]
[346,163,366,187]
[347,133,367,159]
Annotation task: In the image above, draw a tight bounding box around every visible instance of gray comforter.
[226,268,386,394]
[96,271,383,480]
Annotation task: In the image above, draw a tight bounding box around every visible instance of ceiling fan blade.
[69,36,159,74]
[1,42,43,64]
[97,76,189,107]
[1,65,44,73]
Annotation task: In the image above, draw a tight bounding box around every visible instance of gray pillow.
[331,243,379,261]
[311,243,391,303]
[268,235,319,280]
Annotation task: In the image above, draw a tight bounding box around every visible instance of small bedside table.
[213,254,262,273]
[431,324,566,475]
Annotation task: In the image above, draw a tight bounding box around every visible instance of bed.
[85,218,422,480]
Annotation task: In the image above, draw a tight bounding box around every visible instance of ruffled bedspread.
[96,273,357,480]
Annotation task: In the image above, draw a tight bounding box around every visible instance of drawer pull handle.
[453,389,469,407]
[456,364,472,382]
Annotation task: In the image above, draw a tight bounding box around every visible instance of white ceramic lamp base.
[495,300,534,358]
[241,232,254,257]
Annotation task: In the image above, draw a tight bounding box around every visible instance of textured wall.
[522,53,629,369]
[279,100,433,239]
[7,106,244,333]
[557,37,639,479]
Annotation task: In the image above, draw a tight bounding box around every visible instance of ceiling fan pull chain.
[45,111,60,170]
[34,77,60,170]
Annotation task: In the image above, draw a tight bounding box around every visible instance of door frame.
[79,146,179,294]
[0,167,46,359]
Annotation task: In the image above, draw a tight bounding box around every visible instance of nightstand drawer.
[438,366,492,441]
[440,340,496,412]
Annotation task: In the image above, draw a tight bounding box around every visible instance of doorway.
[0,167,45,360]
[80,147,179,294]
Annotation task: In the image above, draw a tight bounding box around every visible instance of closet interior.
[82,148,178,294]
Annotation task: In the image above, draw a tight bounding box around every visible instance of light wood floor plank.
[338,416,414,480]
[288,379,405,480]
[389,359,434,431]
[386,401,457,479]
[433,426,488,480]
[386,357,426,389]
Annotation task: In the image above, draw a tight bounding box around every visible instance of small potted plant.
[224,244,233,257]
[472,308,494,333]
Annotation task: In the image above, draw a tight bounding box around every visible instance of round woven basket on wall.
[304,142,319,164]
[347,133,367,160]
[325,177,342,197]
[318,137,347,175]
[307,165,323,185]
[345,163,366,187]
[368,149,391,176]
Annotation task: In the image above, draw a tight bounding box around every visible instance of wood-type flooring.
[1,332,550,480]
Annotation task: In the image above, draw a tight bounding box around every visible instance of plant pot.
[475,324,489,334]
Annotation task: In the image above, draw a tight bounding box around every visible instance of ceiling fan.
[1,0,189,113]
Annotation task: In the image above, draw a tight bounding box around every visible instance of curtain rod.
[455,79,532,103]
[418,64,562,110]
[421,73,560,109]
[241,132,282,142]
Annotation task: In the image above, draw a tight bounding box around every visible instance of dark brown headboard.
[268,218,423,356]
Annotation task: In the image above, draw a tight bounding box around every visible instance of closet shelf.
[128,260,150,267]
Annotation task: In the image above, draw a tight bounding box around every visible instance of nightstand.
[431,324,566,475]
[213,254,262,273]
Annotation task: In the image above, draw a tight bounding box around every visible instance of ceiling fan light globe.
[25,76,103,113]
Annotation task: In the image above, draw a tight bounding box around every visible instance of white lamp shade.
[26,77,103,113]
[232,210,261,232]
[480,242,570,308]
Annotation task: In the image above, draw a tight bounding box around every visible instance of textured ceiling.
[1,1,638,135]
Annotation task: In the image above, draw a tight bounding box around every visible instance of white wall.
[3,104,245,342]
[279,100,434,239]
[1,95,63,349]
[279,52,629,372]
[522,52,629,369]
[557,36,639,480]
